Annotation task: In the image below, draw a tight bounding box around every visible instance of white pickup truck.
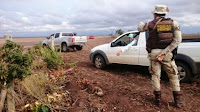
[42,32,87,51]
[90,31,200,82]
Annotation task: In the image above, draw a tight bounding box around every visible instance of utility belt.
[148,48,178,61]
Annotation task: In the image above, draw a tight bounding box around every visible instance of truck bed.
[182,38,200,42]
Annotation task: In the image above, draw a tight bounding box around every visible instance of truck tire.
[176,61,191,83]
[61,43,69,52]
[76,46,82,50]
[94,55,106,69]
[43,44,47,47]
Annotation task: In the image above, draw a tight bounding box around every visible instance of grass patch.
[68,62,77,67]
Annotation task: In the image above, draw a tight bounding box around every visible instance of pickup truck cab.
[42,32,87,51]
[90,31,200,82]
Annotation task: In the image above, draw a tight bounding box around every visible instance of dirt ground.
[61,37,200,112]
[1,36,200,112]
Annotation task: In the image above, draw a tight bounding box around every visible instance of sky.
[0,0,200,37]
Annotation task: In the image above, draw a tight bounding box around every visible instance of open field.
[0,33,200,42]
[0,37,45,48]
[0,33,199,47]
[182,34,200,39]
[1,36,200,111]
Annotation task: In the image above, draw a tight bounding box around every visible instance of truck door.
[54,33,60,46]
[138,32,149,66]
[108,32,139,65]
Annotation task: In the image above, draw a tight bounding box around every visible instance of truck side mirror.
[111,42,115,47]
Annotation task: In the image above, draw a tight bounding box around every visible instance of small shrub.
[41,47,64,69]
[33,103,50,112]
[0,40,33,87]
[28,43,64,70]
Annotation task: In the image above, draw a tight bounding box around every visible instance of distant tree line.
[109,29,124,36]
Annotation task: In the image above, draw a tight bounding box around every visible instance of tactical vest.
[146,17,174,53]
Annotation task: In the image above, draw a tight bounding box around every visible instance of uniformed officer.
[137,5,182,108]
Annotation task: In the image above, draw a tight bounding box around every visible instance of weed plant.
[28,43,64,70]
[0,40,33,87]
[0,41,65,111]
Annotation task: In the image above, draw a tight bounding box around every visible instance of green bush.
[0,41,64,87]
[28,43,64,70]
[0,40,33,87]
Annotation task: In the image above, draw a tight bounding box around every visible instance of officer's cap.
[152,5,169,14]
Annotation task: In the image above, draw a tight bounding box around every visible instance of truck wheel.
[61,43,69,52]
[176,62,191,83]
[76,46,82,50]
[94,55,106,69]
[43,44,47,47]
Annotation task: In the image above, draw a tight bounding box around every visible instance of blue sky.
[0,0,200,37]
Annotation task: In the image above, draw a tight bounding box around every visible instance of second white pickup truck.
[42,32,87,51]
[90,31,200,82]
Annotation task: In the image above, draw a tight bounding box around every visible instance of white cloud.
[0,0,200,36]
[22,17,31,23]
[16,12,23,16]
[174,13,200,27]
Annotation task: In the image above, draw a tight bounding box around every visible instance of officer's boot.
[154,91,161,106]
[173,91,183,108]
